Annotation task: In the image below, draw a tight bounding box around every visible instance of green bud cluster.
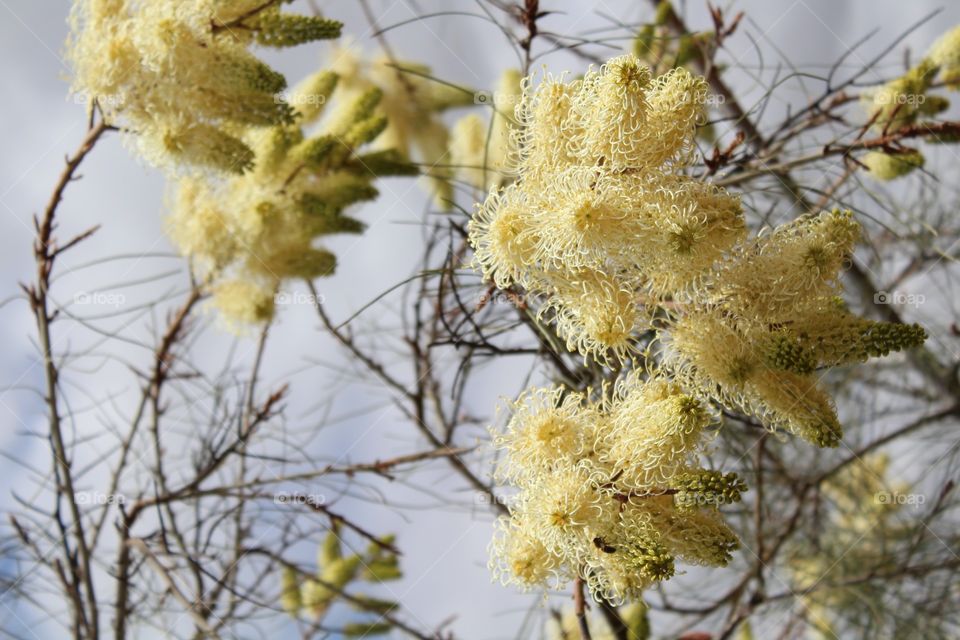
[280,527,401,633]
[248,11,343,48]
[624,538,676,582]
[674,470,748,509]
[764,316,927,375]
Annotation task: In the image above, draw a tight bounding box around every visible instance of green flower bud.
[343,622,392,637]
[918,94,950,115]
[290,70,339,123]
[318,529,342,567]
[806,416,843,449]
[267,247,336,279]
[306,177,379,210]
[344,114,389,148]
[347,149,419,177]
[293,134,337,168]
[361,557,402,582]
[622,601,650,640]
[674,470,748,509]
[221,51,287,94]
[623,538,675,582]
[767,333,818,375]
[328,87,383,136]
[857,321,927,359]
[301,579,334,614]
[348,594,398,614]
[251,13,342,47]
[319,555,361,590]
[279,567,302,615]
[306,209,366,236]
[162,125,254,174]
[862,150,924,181]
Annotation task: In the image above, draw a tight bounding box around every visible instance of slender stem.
[574,576,592,640]
[28,117,112,639]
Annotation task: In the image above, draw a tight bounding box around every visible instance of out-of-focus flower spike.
[211,279,276,330]
[279,567,302,614]
[928,24,960,88]
[291,134,337,169]
[326,87,383,136]
[289,70,339,124]
[862,149,924,181]
[346,149,420,177]
[266,247,337,279]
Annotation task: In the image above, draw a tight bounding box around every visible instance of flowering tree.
[4,1,960,639]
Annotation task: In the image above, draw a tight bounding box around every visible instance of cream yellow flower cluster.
[478,56,927,603]
[167,62,417,328]
[471,56,925,449]
[326,45,475,208]
[67,0,341,173]
[669,209,925,448]
[862,149,924,180]
[489,374,745,603]
[469,55,745,363]
[863,59,938,134]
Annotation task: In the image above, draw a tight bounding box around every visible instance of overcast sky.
[2,1,960,638]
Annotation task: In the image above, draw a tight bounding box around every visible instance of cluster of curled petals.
[713,209,860,321]
[167,65,416,330]
[478,57,928,606]
[468,54,745,365]
[666,209,925,448]
[489,374,745,603]
[67,0,342,173]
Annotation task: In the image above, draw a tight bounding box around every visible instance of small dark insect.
[593,536,617,554]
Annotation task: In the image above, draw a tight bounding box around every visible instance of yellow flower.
[715,209,859,322]
[494,386,598,483]
[167,58,409,328]
[602,376,709,490]
[489,517,564,590]
[67,0,341,172]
